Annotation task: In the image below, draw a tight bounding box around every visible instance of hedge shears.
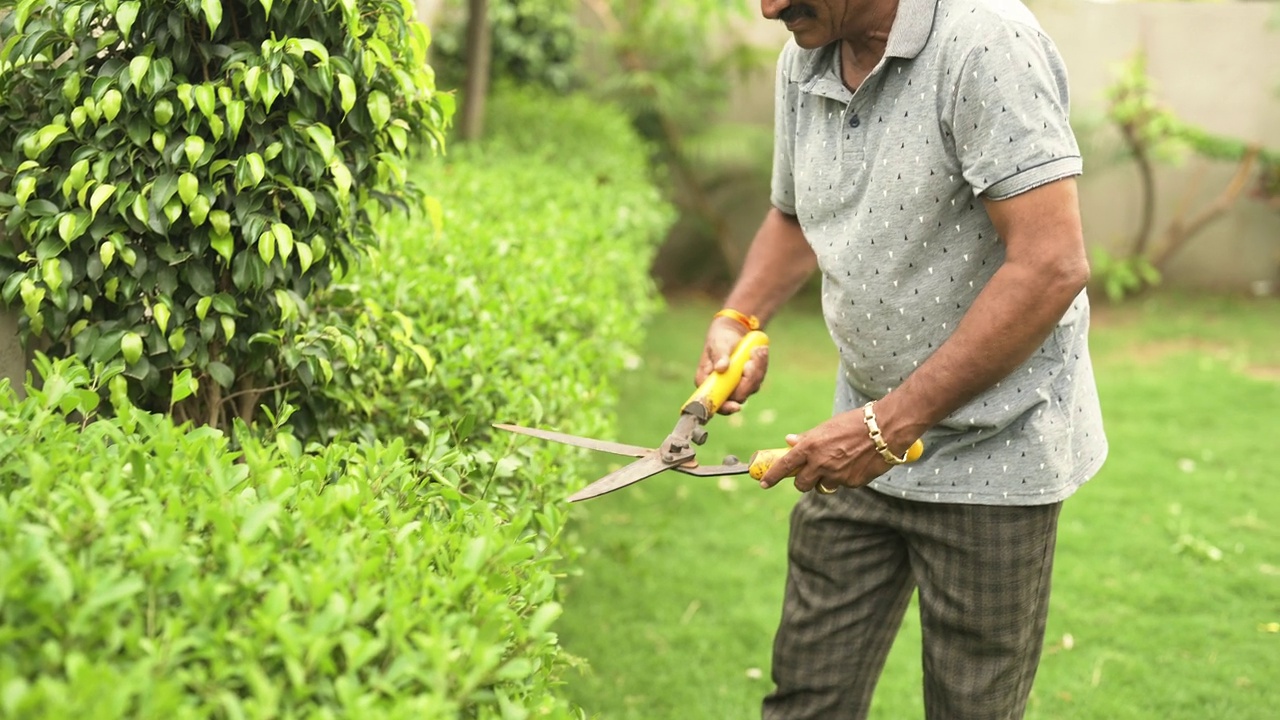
[496,331,923,502]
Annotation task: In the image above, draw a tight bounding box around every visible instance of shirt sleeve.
[946,22,1082,200]
[770,43,798,215]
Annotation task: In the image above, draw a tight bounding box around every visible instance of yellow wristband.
[714,308,761,331]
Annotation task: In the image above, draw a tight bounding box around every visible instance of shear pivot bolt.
[691,428,708,445]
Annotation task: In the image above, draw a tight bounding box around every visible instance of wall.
[722,0,1280,291]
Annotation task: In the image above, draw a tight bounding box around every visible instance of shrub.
[290,87,673,459]
[0,0,449,428]
[0,356,578,718]
[431,0,580,93]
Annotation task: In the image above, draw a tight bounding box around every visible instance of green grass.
[553,292,1280,719]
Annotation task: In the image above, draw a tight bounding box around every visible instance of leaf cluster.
[289,87,673,459]
[0,356,584,718]
[431,0,581,93]
[0,0,450,428]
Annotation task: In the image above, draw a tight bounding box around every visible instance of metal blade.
[493,423,653,458]
[567,454,675,502]
[672,456,751,477]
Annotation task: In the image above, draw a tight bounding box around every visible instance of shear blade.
[493,423,652,458]
[567,454,674,502]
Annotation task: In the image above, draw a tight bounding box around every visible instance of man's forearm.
[723,208,818,324]
[878,256,1088,448]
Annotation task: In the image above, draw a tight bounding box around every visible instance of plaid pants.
[762,486,1062,720]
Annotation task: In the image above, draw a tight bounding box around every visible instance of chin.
[790,30,830,49]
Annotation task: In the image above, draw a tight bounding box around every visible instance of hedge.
[0,89,672,718]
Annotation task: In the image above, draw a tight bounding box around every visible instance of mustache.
[778,4,817,23]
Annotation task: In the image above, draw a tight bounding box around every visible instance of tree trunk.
[460,0,491,141]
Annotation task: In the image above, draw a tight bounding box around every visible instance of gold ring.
[816,483,837,495]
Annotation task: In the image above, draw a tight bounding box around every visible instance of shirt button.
[849,115,861,128]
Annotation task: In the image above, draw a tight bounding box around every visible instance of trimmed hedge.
[0,90,672,717]
[293,87,671,459]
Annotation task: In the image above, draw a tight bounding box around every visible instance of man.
[695,0,1108,717]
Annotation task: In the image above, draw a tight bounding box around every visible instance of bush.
[431,0,580,93]
[0,88,672,717]
[0,0,449,428]
[0,356,575,719]
[291,87,673,458]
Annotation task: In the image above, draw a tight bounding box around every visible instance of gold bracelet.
[713,308,761,331]
[862,401,911,466]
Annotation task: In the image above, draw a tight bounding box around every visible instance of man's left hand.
[758,411,894,493]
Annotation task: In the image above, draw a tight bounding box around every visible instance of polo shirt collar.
[795,0,940,84]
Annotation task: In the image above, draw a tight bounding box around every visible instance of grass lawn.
[551,292,1280,719]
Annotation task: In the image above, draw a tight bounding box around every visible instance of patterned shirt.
[770,0,1107,505]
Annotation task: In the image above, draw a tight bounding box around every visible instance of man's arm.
[760,178,1089,490]
[874,178,1089,450]
[697,207,818,412]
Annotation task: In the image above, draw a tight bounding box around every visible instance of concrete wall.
[723,0,1280,291]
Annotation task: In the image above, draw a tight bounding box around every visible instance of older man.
[695,0,1108,717]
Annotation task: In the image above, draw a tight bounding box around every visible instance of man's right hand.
[695,316,770,415]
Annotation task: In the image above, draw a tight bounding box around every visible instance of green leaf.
[189,195,211,226]
[257,230,276,265]
[207,361,234,388]
[101,89,123,122]
[153,302,170,334]
[195,84,216,119]
[89,184,116,218]
[41,259,65,292]
[99,241,116,269]
[178,173,199,206]
[271,223,294,260]
[154,99,174,126]
[295,242,313,273]
[226,100,245,141]
[129,56,151,92]
[220,315,235,342]
[209,210,231,237]
[211,232,233,262]
[121,332,143,364]
[184,136,206,167]
[196,296,213,320]
[201,0,223,32]
[337,74,356,115]
[367,91,390,130]
[291,186,316,221]
[116,1,140,37]
[305,125,336,163]
[171,368,198,405]
[329,159,352,200]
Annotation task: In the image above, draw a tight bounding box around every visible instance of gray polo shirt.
[771,0,1107,505]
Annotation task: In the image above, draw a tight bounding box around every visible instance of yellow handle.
[682,330,770,420]
[747,439,925,481]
